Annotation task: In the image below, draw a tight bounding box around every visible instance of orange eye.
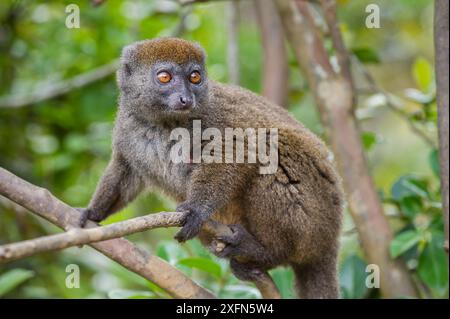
[157,71,171,83]
[189,71,201,84]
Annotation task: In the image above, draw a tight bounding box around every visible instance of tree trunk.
[254,0,289,107]
[434,0,449,258]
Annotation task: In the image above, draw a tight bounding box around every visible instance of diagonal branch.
[0,60,119,109]
[318,0,354,95]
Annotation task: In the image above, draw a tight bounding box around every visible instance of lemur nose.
[179,96,193,108]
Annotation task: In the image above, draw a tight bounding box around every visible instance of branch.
[0,167,214,299]
[254,0,289,108]
[318,0,354,92]
[274,0,418,298]
[0,212,184,264]
[434,0,449,257]
[0,60,119,109]
[0,167,281,298]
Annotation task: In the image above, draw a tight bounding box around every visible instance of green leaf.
[412,57,433,92]
[0,269,35,297]
[352,47,380,64]
[390,230,422,258]
[399,196,424,219]
[391,175,429,201]
[361,131,378,151]
[339,255,368,299]
[177,257,222,278]
[417,233,449,297]
[429,149,440,177]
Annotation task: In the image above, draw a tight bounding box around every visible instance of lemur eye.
[189,71,201,84]
[157,71,172,84]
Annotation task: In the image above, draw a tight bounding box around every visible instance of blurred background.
[0,0,447,299]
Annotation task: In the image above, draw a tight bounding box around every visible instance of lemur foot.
[210,224,266,262]
[75,208,102,228]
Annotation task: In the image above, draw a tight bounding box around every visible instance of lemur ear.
[120,44,138,76]
[123,63,132,77]
[117,44,138,90]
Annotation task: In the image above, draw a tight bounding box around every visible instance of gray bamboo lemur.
[79,38,344,299]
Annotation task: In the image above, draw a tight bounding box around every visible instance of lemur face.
[148,59,207,112]
[117,38,209,120]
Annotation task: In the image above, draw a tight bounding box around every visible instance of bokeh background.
[0,0,447,298]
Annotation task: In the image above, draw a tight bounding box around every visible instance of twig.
[0,60,119,109]
[318,0,354,91]
[0,212,185,264]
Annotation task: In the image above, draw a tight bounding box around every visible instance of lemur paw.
[174,202,206,242]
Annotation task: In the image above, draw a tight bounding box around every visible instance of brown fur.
[135,38,205,65]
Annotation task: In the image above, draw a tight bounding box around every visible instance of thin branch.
[0,60,119,109]
[0,212,185,264]
[318,0,354,92]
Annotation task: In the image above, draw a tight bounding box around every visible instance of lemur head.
[117,38,209,120]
